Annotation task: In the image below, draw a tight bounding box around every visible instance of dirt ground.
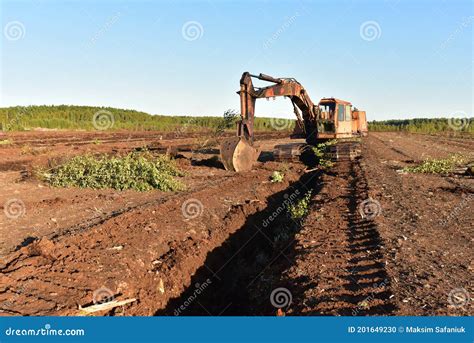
[0,130,472,316]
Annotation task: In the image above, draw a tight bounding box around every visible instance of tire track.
[273,158,396,315]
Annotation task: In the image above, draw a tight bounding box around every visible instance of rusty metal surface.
[224,72,369,171]
[327,141,362,161]
[220,136,259,172]
[237,72,319,146]
[353,111,368,136]
[273,142,306,161]
[319,97,352,105]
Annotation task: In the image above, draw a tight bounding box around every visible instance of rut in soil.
[156,170,323,316]
[341,161,397,315]
[156,159,397,316]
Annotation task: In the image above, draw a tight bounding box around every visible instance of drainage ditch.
[156,171,323,316]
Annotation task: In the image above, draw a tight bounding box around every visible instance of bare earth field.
[0,130,472,316]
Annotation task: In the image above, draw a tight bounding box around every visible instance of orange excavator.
[220,72,368,171]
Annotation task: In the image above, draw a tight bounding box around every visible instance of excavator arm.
[221,72,319,172]
[237,72,319,144]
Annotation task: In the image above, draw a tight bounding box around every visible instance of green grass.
[270,171,285,183]
[288,190,312,219]
[311,139,337,169]
[0,139,13,145]
[369,118,474,134]
[38,151,185,192]
[402,155,467,174]
[0,105,295,132]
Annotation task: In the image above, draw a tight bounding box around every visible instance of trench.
[156,170,323,316]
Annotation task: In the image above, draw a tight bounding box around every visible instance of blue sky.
[1,0,472,120]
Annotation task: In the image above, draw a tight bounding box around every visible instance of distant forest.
[0,105,472,135]
[368,118,473,134]
[0,105,294,132]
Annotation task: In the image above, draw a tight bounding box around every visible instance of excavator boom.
[236,72,319,145]
[220,72,368,172]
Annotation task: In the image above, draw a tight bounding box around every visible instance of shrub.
[270,171,284,183]
[39,152,185,192]
[312,140,337,169]
[288,190,312,219]
[402,155,467,174]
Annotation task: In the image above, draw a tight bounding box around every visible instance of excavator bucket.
[220,136,259,172]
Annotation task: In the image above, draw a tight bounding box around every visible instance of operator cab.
[317,98,367,138]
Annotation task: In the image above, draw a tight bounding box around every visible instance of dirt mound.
[0,162,305,316]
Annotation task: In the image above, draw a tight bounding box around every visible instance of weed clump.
[270,171,285,183]
[402,155,467,174]
[288,190,312,219]
[39,151,185,192]
[311,140,337,169]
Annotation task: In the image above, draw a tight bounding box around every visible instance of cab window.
[337,104,344,121]
[345,105,351,121]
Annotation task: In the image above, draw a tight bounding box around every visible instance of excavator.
[220,72,368,172]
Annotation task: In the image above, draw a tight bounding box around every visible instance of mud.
[0,131,472,316]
